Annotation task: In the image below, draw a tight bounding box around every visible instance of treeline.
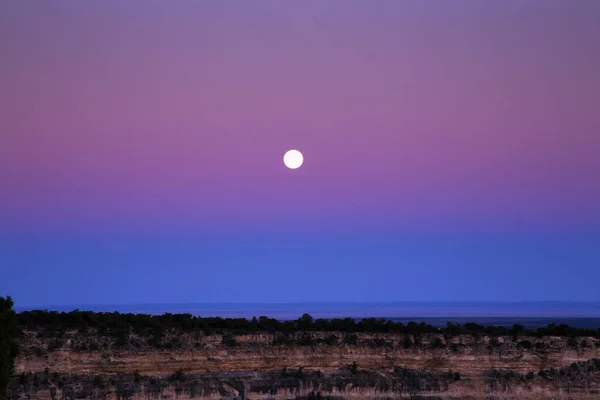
[16,310,600,339]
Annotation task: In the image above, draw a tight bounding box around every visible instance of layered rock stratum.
[8,327,600,399]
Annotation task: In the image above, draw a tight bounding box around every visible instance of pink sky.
[1,0,599,235]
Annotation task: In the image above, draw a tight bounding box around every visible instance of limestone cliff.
[8,329,600,399]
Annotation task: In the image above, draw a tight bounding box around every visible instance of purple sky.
[1,1,600,306]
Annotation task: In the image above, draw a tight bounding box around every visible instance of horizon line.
[13,300,600,310]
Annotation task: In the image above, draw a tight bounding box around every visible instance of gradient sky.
[1,1,600,306]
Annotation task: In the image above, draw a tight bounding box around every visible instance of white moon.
[283,149,303,169]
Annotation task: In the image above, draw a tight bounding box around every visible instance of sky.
[1,1,600,307]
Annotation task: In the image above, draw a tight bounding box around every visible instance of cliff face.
[9,330,600,399]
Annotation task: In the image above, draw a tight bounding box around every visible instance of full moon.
[283,149,304,169]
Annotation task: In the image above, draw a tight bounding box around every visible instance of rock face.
[8,330,600,399]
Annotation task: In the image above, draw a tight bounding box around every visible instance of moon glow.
[283,149,304,169]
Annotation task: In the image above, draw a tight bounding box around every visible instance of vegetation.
[12,309,600,354]
[349,361,358,375]
[8,362,600,400]
[431,337,445,348]
[15,310,600,340]
[518,339,533,349]
[536,358,600,380]
[0,297,19,400]
[221,334,237,347]
[294,393,342,400]
[167,369,185,383]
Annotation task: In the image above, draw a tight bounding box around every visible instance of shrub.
[92,375,105,388]
[518,340,533,349]
[324,335,338,346]
[294,367,306,379]
[343,333,357,345]
[221,334,237,347]
[373,338,391,348]
[273,334,293,345]
[168,369,185,382]
[534,342,548,351]
[297,333,314,346]
[526,372,534,380]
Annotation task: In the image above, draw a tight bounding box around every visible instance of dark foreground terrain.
[8,311,600,399]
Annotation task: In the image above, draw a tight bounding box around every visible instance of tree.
[297,314,314,331]
[510,324,525,335]
[431,337,445,349]
[1,296,19,400]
